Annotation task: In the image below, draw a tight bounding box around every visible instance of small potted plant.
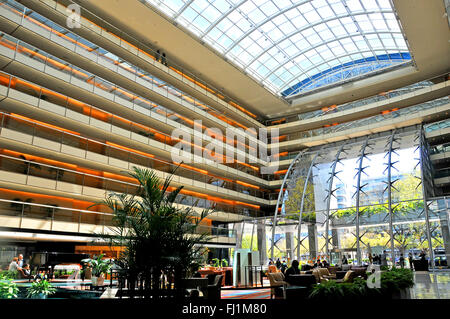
[0,280,19,299]
[26,280,56,299]
[211,258,220,269]
[220,259,228,268]
[82,254,112,286]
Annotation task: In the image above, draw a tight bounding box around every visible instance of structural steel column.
[354,137,371,265]
[437,199,450,264]
[386,130,397,266]
[270,151,306,260]
[419,126,435,270]
[308,224,318,260]
[286,231,294,261]
[257,219,267,265]
[325,144,348,262]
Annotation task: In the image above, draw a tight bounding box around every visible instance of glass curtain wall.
[265,128,449,268]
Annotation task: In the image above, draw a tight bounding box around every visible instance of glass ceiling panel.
[143,0,411,98]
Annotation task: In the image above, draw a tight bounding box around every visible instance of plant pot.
[391,288,411,299]
[32,293,47,299]
[92,274,105,286]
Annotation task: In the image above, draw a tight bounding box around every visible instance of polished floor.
[411,271,450,299]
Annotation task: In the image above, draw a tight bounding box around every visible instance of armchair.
[207,275,223,300]
[312,268,334,282]
[267,272,287,299]
[334,270,355,283]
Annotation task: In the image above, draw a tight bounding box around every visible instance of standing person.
[368,253,373,264]
[380,250,388,267]
[17,254,24,268]
[342,255,348,265]
[276,258,281,269]
[161,53,167,66]
[399,254,405,268]
[408,252,414,270]
[419,250,426,261]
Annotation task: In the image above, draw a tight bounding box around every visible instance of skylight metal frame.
[143,0,412,97]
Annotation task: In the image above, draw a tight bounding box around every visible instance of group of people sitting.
[268,258,329,276]
[7,254,32,279]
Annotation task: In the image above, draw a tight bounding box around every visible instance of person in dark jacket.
[408,252,414,269]
[284,260,300,285]
[280,260,288,273]
[161,53,168,66]
[342,255,348,265]
[276,258,281,269]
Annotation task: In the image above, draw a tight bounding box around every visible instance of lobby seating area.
[266,264,372,299]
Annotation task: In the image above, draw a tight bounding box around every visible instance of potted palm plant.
[96,166,211,299]
[26,280,56,299]
[82,254,112,286]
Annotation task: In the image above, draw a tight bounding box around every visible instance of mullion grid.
[149,0,409,96]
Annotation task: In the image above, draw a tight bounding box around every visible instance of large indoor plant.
[97,166,211,299]
[82,253,112,286]
[26,280,56,299]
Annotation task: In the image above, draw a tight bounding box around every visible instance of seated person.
[284,260,300,285]
[8,257,21,273]
[268,263,278,273]
[19,264,32,279]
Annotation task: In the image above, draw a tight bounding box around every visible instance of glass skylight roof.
[143,0,411,98]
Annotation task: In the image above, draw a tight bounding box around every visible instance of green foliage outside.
[285,177,315,219]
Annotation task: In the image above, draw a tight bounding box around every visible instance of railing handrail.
[0,198,236,235]
[268,71,450,126]
[0,70,266,172]
[0,111,269,199]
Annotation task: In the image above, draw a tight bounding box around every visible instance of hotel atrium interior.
[0,0,449,302]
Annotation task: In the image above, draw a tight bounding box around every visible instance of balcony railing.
[0,70,264,177]
[267,73,449,126]
[0,198,236,238]
[0,112,270,207]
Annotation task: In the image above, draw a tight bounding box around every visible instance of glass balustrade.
[0,70,264,179]
[0,112,270,202]
[267,73,448,126]
[0,198,236,237]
